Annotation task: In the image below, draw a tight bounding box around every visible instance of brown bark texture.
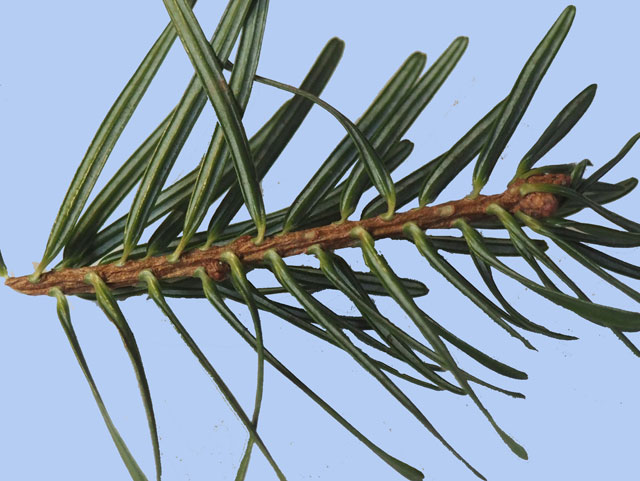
[5,173,569,296]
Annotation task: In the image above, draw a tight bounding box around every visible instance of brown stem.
[5,173,569,296]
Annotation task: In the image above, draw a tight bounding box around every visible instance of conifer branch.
[6,173,568,297]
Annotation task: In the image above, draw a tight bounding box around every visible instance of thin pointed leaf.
[220,252,265,480]
[471,6,576,197]
[228,280,376,344]
[516,211,640,353]
[326,255,431,350]
[62,113,174,266]
[582,179,636,193]
[374,364,443,392]
[120,0,251,263]
[63,0,271,263]
[470,255,577,340]
[543,219,640,248]
[496,222,561,292]
[491,218,566,293]
[120,0,257,263]
[527,173,637,215]
[571,242,640,280]
[287,264,428,298]
[355,309,525,396]
[281,254,527,381]
[223,280,409,366]
[398,329,525,395]
[79,38,341,266]
[521,183,640,232]
[97,275,373,333]
[219,281,370,335]
[487,203,588,299]
[405,224,536,349]
[578,178,639,209]
[518,162,578,178]
[392,316,528,380]
[84,272,162,481]
[466,378,525,400]
[175,0,269,260]
[105,276,502,388]
[427,234,548,257]
[247,72,397,221]
[281,138,416,234]
[148,276,446,379]
[518,213,640,304]
[419,99,504,206]
[169,278,339,340]
[190,272,423,481]
[233,286,430,368]
[514,247,560,292]
[352,226,528,460]
[204,39,346,246]
[163,0,263,242]
[367,36,468,164]
[263,249,486,480]
[363,153,447,218]
[319,232,526,380]
[579,132,640,192]
[325,253,521,398]
[32,16,186,279]
[80,91,288,266]
[454,218,640,332]
[339,140,414,222]
[340,36,469,220]
[84,40,444,264]
[49,288,149,481]
[293,139,413,230]
[0,250,7,278]
[282,51,426,232]
[146,207,187,259]
[249,36,466,229]
[569,159,593,188]
[138,271,285,480]
[309,246,465,394]
[226,286,408,377]
[365,96,500,217]
[514,83,596,178]
[611,331,640,357]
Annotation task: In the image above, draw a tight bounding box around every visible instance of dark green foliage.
[174,0,270,259]
[85,272,163,481]
[7,3,640,480]
[282,51,426,232]
[49,288,149,481]
[471,6,575,197]
[141,269,286,479]
[513,84,596,180]
[0,250,7,278]
[31,7,194,279]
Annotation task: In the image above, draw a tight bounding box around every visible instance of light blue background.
[1,1,639,480]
